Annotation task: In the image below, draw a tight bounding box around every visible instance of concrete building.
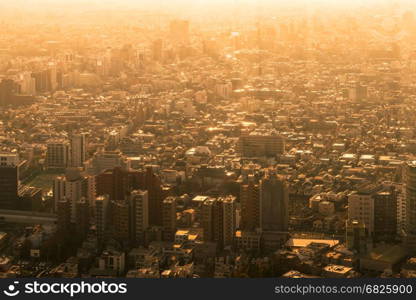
[70,132,87,168]
[95,195,110,242]
[260,172,289,232]
[46,140,69,169]
[237,131,285,157]
[130,190,149,246]
[53,168,88,222]
[162,197,176,242]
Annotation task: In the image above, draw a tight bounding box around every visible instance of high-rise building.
[201,197,215,243]
[129,190,149,246]
[53,168,88,222]
[240,174,260,231]
[348,184,397,241]
[70,133,87,168]
[373,186,397,241]
[0,153,21,209]
[348,186,376,236]
[143,166,167,226]
[221,196,236,248]
[46,140,70,169]
[201,196,236,249]
[162,196,176,242]
[346,219,368,254]
[47,62,58,91]
[75,197,89,240]
[95,195,110,242]
[57,199,71,236]
[95,167,141,201]
[260,172,289,232]
[31,70,48,93]
[110,200,130,243]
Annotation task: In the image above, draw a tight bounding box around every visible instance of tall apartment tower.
[75,197,89,240]
[111,200,130,244]
[162,196,177,242]
[348,183,397,241]
[201,196,236,249]
[346,219,368,254]
[373,186,397,241]
[348,187,375,235]
[259,172,289,232]
[57,199,71,236]
[221,196,236,248]
[95,167,139,201]
[70,133,87,168]
[129,190,149,246]
[201,198,215,242]
[95,195,110,242]
[53,168,88,222]
[240,174,260,231]
[142,166,167,226]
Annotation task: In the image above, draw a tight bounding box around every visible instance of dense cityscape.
[1,0,416,279]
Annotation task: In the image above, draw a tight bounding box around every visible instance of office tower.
[162,197,176,242]
[169,20,189,44]
[129,190,149,246]
[260,172,289,232]
[57,199,71,236]
[111,200,130,243]
[346,219,368,254]
[405,161,416,251]
[201,196,236,249]
[373,186,397,241]
[70,133,87,168]
[95,195,110,242]
[240,174,260,231]
[53,168,88,222]
[75,197,89,240]
[46,140,70,169]
[152,39,163,61]
[237,131,285,157]
[0,153,20,209]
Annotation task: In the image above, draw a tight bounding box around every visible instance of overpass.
[0,209,56,225]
